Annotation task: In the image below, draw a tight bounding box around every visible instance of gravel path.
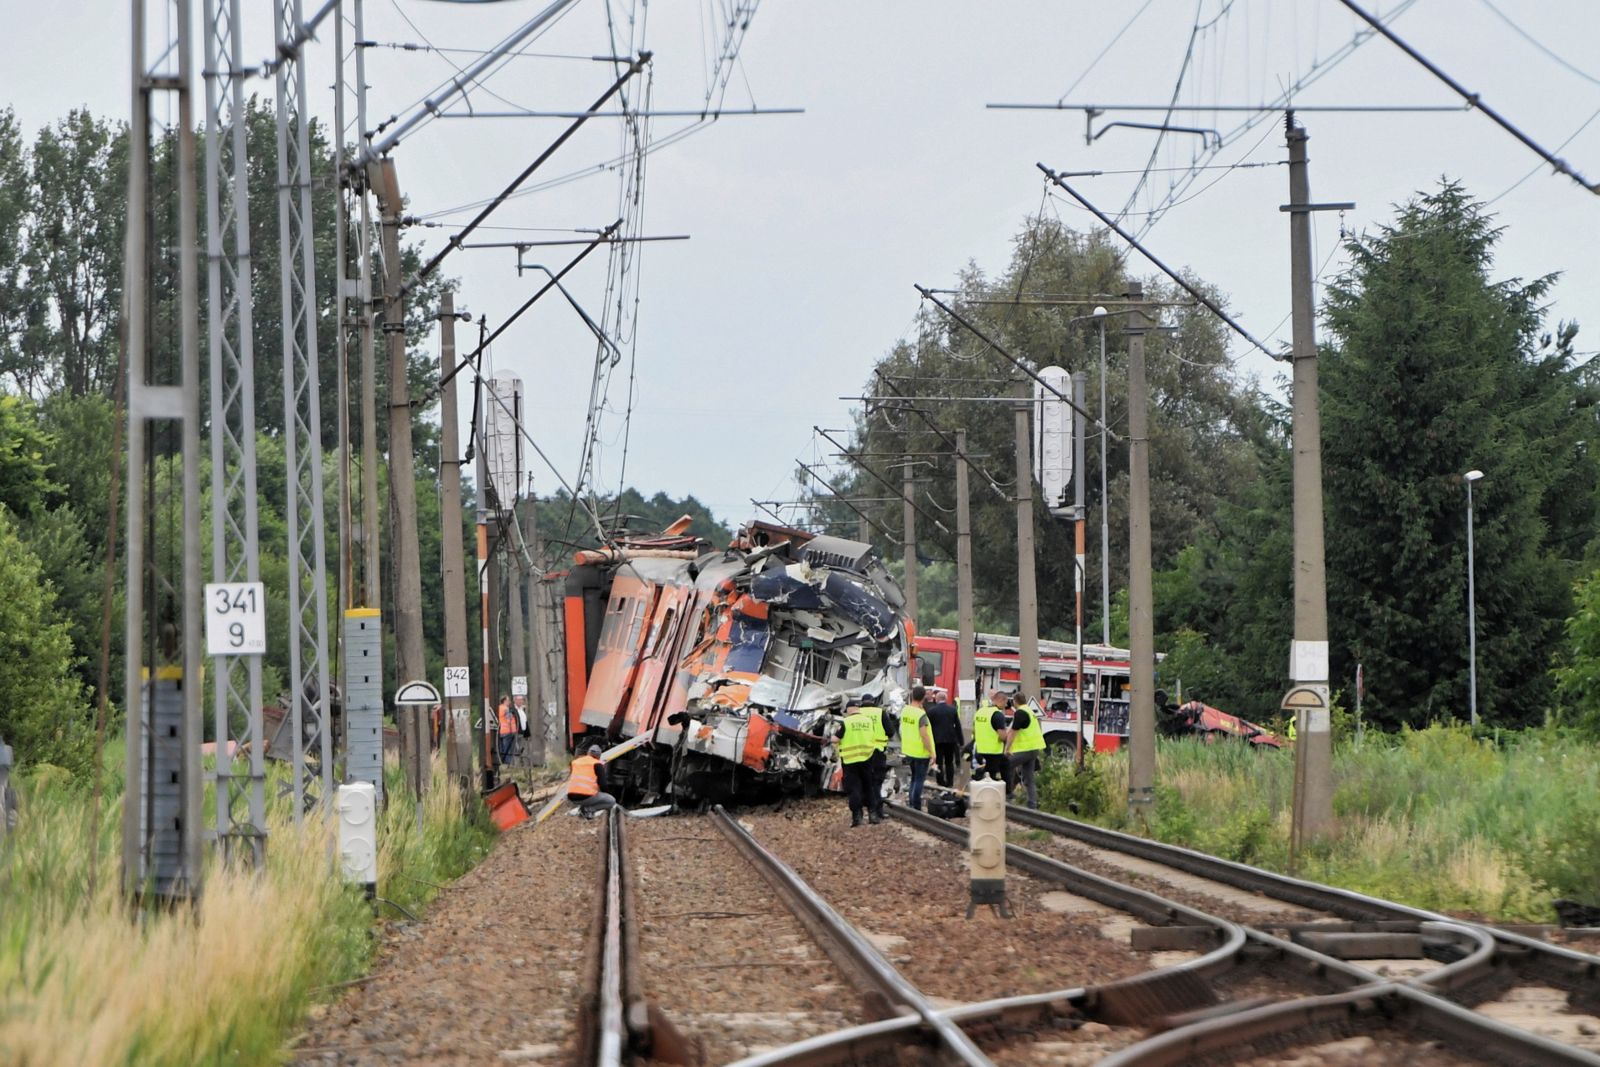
[290,815,602,1066]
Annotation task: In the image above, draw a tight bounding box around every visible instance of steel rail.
[597,813,626,1067]
[738,810,1520,1066]
[892,803,1599,1063]
[709,806,994,1067]
[1098,980,1600,1067]
[1003,803,1600,985]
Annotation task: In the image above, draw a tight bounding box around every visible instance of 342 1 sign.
[204,582,267,656]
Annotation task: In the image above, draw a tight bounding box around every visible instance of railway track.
[572,798,1600,1066]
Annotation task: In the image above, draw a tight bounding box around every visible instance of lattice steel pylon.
[121,0,205,904]
[203,0,267,866]
[273,0,334,822]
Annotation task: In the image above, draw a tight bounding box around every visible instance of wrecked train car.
[562,520,913,802]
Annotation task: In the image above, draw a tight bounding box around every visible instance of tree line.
[0,105,716,776]
[831,183,1600,733]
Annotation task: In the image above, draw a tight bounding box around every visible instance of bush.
[1036,751,1112,818]
[0,503,93,777]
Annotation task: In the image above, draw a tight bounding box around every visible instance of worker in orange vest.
[496,695,518,767]
[565,744,616,818]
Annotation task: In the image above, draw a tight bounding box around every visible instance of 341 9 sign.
[204,582,267,656]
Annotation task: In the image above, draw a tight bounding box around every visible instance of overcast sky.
[6,1,1599,527]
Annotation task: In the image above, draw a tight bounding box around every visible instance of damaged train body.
[562,521,913,802]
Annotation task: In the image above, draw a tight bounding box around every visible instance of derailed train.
[561,520,914,802]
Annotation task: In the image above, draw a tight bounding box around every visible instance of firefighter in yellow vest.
[899,685,937,811]
[973,689,1013,785]
[835,699,878,826]
[564,745,615,818]
[1005,692,1048,809]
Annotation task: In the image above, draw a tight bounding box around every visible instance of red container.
[483,781,530,831]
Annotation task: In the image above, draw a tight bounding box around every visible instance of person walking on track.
[1006,692,1047,809]
[974,689,1013,786]
[898,685,937,811]
[925,687,963,787]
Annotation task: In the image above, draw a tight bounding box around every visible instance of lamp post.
[1464,469,1484,727]
[1093,305,1110,646]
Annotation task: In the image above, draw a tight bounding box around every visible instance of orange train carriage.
[560,520,914,803]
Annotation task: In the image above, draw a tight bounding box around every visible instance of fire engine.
[913,629,1141,753]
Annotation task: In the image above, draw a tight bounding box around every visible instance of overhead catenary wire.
[793,461,904,548]
[1336,0,1600,194]
[1036,166,1279,361]
[914,284,1127,438]
[409,54,650,290]
[813,427,951,536]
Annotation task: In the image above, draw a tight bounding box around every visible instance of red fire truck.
[912,628,1144,753]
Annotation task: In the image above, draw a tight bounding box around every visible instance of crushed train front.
[564,522,913,803]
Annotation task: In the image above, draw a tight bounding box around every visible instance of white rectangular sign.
[511,675,528,697]
[204,582,266,656]
[443,666,471,699]
[957,679,977,704]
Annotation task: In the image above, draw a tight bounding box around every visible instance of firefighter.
[836,699,879,827]
[898,685,937,811]
[565,744,616,817]
[496,695,518,767]
[1005,692,1047,809]
[974,689,1013,785]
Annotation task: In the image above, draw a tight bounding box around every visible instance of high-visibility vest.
[497,702,518,737]
[566,755,601,797]
[974,705,1008,755]
[861,707,889,753]
[899,705,934,759]
[839,710,877,765]
[1011,707,1046,753]
[1286,717,1298,742]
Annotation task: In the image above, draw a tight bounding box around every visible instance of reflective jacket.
[566,755,601,798]
[974,705,1008,755]
[862,706,889,752]
[1010,706,1046,753]
[899,705,934,759]
[839,710,878,765]
[497,701,518,737]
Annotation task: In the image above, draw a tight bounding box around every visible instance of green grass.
[1036,725,1600,922]
[0,740,495,1066]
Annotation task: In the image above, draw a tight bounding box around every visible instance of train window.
[651,609,676,657]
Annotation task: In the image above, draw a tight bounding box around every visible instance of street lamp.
[1093,305,1110,646]
[1464,469,1484,727]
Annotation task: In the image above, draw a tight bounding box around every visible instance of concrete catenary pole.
[1125,283,1156,820]
[437,295,471,790]
[902,455,918,625]
[1285,114,1335,846]
[1073,370,1089,769]
[370,159,427,799]
[475,401,497,789]
[1014,391,1041,701]
[955,429,977,784]
[1096,308,1112,647]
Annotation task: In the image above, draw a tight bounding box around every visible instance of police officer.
[898,685,937,811]
[836,699,880,827]
[1006,692,1048,809]
[973,689,1013,785]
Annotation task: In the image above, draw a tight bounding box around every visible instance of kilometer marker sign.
[204,582,267,656]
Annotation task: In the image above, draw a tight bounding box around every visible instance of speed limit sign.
[204,582,267,656]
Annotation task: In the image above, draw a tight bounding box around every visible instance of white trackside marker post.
[967,777,1010,919]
